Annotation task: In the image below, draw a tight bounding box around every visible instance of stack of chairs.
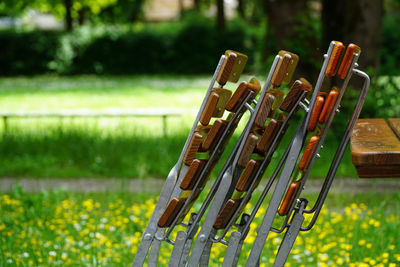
[132,41,370,267]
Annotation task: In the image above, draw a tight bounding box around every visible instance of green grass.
[0,75,360,178]
[1,187,399,266]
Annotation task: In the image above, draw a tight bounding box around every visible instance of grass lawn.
[0,75,370,179]
[1,187,399,266]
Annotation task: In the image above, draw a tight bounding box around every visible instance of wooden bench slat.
[351,118,400,178]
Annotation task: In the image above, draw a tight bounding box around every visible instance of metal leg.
[222,231,242,267]
[169,231,187,267]
[199,238,213,267]
[273,200,307,267]
[148,237,161,267]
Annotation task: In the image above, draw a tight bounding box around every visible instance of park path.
[1,177,400,194]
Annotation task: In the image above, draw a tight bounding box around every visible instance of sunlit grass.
[1,187,399,266]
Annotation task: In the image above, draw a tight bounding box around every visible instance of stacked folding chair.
[133,41,370,267]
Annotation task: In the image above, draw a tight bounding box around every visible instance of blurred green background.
[0,0,399,179]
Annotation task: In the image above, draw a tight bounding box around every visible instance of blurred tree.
[216,0,225,30]
[262,0,320,80]
[99,0,145,23]
[237,0,245,18]
[322,0,383,72]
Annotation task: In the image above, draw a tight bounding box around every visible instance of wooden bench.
[0,111,182,137]
[350,118,400,178]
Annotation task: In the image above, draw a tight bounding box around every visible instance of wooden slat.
[202,119,227,151]
[280,80,310,112]
[278,181,300,216]
[180,159,206,190]
[237,133,258,168]
[254,93,275,128]
[271,54,291,87]
[200,92,219,126]
[183,132,203,166]
[213,199,241,229]
[236,160,261,192]
[157,197,187,228]
[318,88,339,124]
[217,52,237,86]
[225,82,250,113]
[212,88,232,118]
[307,96,325,132]
[351,119,400,167]
[256,119,282,153]
[388,118,400,139]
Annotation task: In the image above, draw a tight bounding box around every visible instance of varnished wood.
[183,132,203,165]
[271,53,292,87]
[237,133,259,168]
[388,118,400,139]
[351,119,400,167]
[255,93,275,128]
[213,199,241,229]
[308,96,325,132]
[278,181,300,216]
[318,88,339,124]
[225,82,250,112]
[217,52,237,86]
[325,41,345,77]
[236,160,261,192]
[180,159,206,190]
[299,135,320,171]
[202,119,228,151]
[355,165,400,178]
[280,79,311,112]
[225,50,248,83]
[200,92,219,126]
[256,119,282,153]
[337,43,361,79]
[212,88,232,118]
[157,197,187,227]
[278,50,299,85]
[247,77,261,93]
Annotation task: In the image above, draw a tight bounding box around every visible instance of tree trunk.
[64,0,73,31]
[237,0,245,18]
[194,0,200,11]
[263,0,318,80]
[78,8,85,25]
[322,0,382,72]
[216,0,225,30]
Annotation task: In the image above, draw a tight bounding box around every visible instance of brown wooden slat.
[202,119,228,151]
[318,88,339,124]
[217,52,237,86]
[225,50,248,83]
[388,118,400,140]
[325,41,345,77]
[200,92,219,126]
[213,199,241,229]
[351,119,400,167]
[180,159,206,190]
[337,43,361,79]
[355,165,400,178]
[271,54,291,87]
[183,132,203,165]
[236,160,261,192]
[225,82,250,113]
[278,181,300,216]
[256,119,282,153]
[280,79,311,112]
[157,197,187,227]
[255,93,275,128]
[212,88,232,118]
[298,136,320,171]
[278,50,299,85]
[307,96,325,132]
[237,133,259,168]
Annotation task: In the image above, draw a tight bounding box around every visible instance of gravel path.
[1,177,400,194]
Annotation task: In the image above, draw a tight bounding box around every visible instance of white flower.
[23,252,29,258]
[49,251,57,256]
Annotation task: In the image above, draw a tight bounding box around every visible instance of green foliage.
[380,14,400,75]
[0,30,61,75]
[0,17,256,75]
